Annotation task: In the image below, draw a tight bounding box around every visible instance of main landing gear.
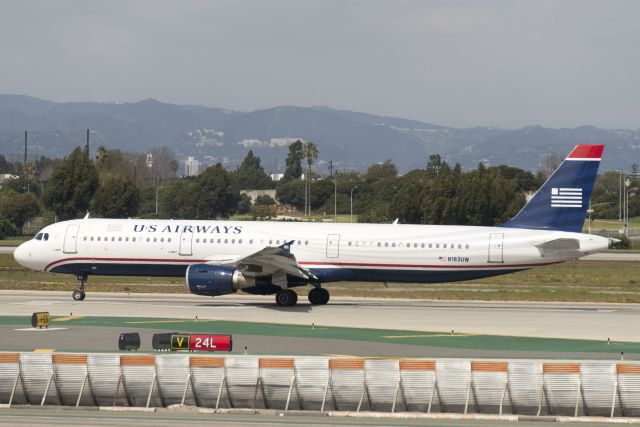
[308,287,330,305]
[72,274,87,301]
[274,287,330,307]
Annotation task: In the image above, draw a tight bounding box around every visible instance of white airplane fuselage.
[14,218,609,286]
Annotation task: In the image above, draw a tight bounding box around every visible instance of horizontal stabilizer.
[535,238,580,257]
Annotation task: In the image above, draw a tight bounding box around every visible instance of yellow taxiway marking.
[54,316,83,322]
[33,349,55,352]
[125,319,216,324]
[383,334,476,339]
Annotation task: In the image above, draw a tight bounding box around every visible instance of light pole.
[624,179,631,236]
[617,170,624,222]
[350,186,358,223]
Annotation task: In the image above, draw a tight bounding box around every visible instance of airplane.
[13,144,612,306]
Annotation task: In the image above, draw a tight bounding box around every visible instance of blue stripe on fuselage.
[49,262,526,284]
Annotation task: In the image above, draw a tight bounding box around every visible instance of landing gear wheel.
[308,287,330,305]
[275,289,298,306]
[73,274,87,301]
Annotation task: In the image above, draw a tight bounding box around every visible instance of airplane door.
[488,233,504,263]
[63,225,80,254]
[179,230,193,256]
[326,234,340,258]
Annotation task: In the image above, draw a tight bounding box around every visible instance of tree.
[158,178,195,219]
[426,154,443,176]
[91,175,141,218]
[194,164,239,219]
[301,142,319,215]
[42,147,98,220]
[0,154,15,174]
[0,190,40,230]
[0,218,19,239]
[255,194,276,205]
[282,140,303,181]
[237,150,272,190]
[539,151,562,179]
[237,193,252,214]
[365,160,397,181]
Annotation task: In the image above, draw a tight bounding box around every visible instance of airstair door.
[63,225,80,254]
[179,230,193,256]
[488,233,504,263]
[326,234,340,258]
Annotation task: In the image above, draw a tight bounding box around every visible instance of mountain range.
[0,94,638,173]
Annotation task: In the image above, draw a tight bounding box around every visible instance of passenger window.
[168,238,171,243]
[458,244,462,249]
[90,236,94,241]
[465,244,469,249]
[97,237,101,242]
[195,238,199,243]
[269,240,272,244]
[436,244,439,248]
[421,243,425,248]
[239,239,242,244]
[146,237,150,242]
[348,242,352,246]
[297,240,301,245]
[125,237,129,242]
[83,236,87,241]
[232,239,236,244]
[153,237,157,242]
[160,238,164,243]
[118,237,122,242]
[250,239,254,244]
[132,237,136,242]
[384,242,388,247]
[305,241,309,245]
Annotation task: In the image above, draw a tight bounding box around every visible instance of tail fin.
[502,144,603,233]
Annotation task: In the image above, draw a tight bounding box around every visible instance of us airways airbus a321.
[14,144,612,306]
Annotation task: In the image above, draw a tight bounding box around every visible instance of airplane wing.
[204,241,317,282]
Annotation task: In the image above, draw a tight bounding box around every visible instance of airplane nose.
[13,242,31,268]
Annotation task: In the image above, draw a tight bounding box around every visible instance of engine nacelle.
[186,264,255,296]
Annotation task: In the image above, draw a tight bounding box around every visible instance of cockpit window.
[43,233,49,241]
[34,233,43,241]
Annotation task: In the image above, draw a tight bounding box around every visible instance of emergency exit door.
[488,233,504,263]
[326,234,340,258]
[179,230,193,256]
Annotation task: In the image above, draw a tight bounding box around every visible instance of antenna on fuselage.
[83,212,90,219]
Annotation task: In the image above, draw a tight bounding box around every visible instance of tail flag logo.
[551,187,582,208]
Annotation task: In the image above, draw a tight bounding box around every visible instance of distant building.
[270,173,284,182]
[184,156,200,176]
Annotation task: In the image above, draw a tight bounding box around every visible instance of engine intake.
[186,264,255,296]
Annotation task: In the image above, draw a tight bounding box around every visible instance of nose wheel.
[73,274,87,301]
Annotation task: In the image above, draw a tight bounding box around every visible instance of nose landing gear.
[72,274,87,301]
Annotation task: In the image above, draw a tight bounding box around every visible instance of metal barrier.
[1,353,639,417]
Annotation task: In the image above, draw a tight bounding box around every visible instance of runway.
[1,290,639,342]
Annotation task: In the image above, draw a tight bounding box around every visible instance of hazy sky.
[1,0,639,129]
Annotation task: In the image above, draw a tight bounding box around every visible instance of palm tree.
[302,142,318,216]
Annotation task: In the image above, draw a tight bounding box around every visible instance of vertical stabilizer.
[502,144,603,232]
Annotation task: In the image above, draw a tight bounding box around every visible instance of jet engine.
[186,264,255,296]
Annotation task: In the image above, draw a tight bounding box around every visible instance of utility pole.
[85,129,90,158]
[23,131,27,164]
[328,161,337,222]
